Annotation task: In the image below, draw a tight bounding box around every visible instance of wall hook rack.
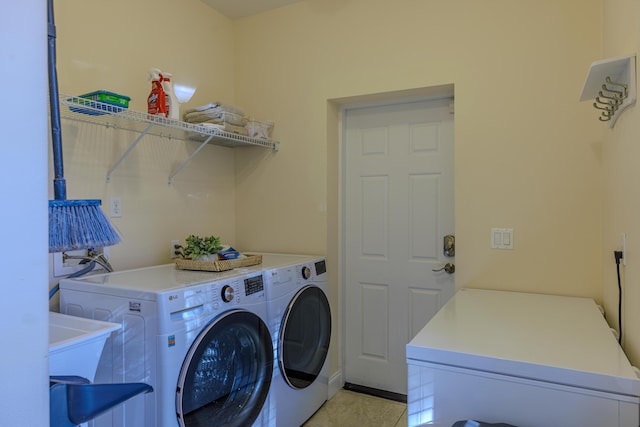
[580,54,636,128]
[593,77,627,122]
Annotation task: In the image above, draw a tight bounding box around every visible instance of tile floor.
[302,389,407,427]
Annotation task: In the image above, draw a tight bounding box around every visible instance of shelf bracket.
[106,123,153,183]
[167,135,214,185]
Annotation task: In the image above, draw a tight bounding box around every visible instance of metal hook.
[595,98,619,108]
[593,76,629,123]
[601,84,624,98]
[603,76,628,98]
[606,76,628,90]
[593,102,616,112]
[598,91,624,102]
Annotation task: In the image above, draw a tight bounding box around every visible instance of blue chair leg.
[66,382,153,424]
[50,376,153,427]
[50,383,77,427]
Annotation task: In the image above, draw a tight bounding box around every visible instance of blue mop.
[47,0,120,253]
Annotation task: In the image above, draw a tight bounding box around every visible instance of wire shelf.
[59,94,279,150]
[59,94,279,184]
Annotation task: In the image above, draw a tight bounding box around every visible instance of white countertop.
[406,288,640,397]
[59,263,251,299]
[58,253,322,299]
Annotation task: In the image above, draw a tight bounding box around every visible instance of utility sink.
[49,312,120,382]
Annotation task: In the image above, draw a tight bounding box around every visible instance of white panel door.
[344,99,454,395]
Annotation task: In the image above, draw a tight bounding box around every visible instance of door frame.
[334,85,455,394]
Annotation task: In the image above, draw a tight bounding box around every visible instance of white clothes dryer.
[59,264,273,427]
[260,254,331,427]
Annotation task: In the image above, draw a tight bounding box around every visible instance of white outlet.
[621,233,627,266]
[110,196,122,218]
[171,240,181,259]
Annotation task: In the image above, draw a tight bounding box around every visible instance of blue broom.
[47,0,121,253]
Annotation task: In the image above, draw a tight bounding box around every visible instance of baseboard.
[328,370,343,399]
[343,382,407,403]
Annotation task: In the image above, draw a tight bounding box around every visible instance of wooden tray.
[175,254,262,272]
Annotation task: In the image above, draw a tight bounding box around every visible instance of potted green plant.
[177,235,223,261]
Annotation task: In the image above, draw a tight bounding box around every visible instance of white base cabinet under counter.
[406,289,640,427]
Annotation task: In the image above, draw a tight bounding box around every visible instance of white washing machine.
[259,254,331,427]
[59,264,273,427]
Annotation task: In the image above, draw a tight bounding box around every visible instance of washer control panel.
[244,274,265,295]
[207,279,239,309]
[301,266,312,280]
[208,274,265,309]
[221,284,235,302]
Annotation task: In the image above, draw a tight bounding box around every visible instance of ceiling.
[201,0,304,19]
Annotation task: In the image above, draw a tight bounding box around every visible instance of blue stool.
[50,376,152,427]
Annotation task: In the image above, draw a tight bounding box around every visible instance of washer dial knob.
[301,266,312,280]
[221,285,234,303]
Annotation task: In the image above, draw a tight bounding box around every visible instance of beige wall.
[51,0,239,282]
[602,0,640,365]
[233,0,605,376]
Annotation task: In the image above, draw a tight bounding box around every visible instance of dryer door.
[279,285,332,389]
[176,309,273,427]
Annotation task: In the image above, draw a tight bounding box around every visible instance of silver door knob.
[432,263,455,274]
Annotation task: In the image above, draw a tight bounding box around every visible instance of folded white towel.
[246,120,274,140]
[196,123,225,131]
[186,103,220,112]
[184,109,247,126]
[184,108,224,122]
[185,102,245,117]
[197,121,247,136]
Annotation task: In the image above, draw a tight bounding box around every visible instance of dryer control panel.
[314,259,327,276]
[301,265,312,280]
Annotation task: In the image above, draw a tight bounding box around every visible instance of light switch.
[491,228,513,250]
[493,230,502,247]
[502,231,511,245]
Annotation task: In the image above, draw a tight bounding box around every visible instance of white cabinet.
[406,289,640,427]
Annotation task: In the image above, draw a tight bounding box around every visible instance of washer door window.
[279,285,331,389]
[176,309,273,427]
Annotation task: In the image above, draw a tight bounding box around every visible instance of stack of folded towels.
[183,102,248,135]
